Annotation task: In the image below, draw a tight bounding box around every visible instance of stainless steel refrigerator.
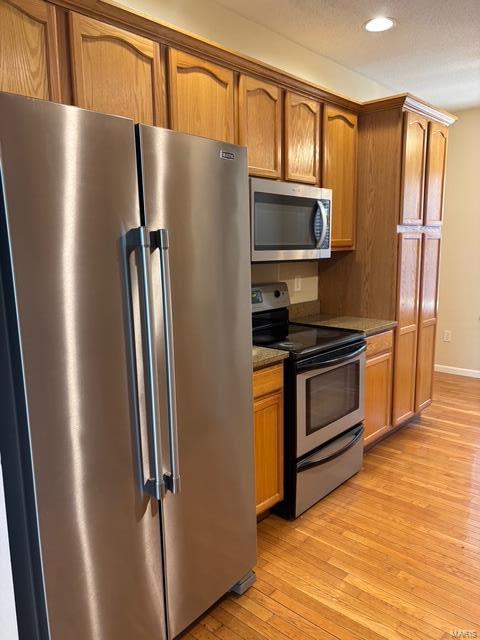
[0,92,256,640]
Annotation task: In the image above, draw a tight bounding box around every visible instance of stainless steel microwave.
[250,178,332,262]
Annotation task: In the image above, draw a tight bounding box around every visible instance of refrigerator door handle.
[127,227,165,501]
[152,229,181,495]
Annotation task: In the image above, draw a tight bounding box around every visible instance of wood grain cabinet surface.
[0,0,61,101]
[253,364,284,516]
[393,232,422,426]
[322,104,358,249]
[69,13,162,125]
[168,48,235,143]
[239,75,282,178]
[424,122,448,225]
[284,91,320,184]
[401,111,428,225]
[364,331,393,447]
[415,234,441,411]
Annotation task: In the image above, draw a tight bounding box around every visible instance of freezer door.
[0,94,166,640]
[138,126,257,638]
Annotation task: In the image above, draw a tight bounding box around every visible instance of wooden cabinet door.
[168,49,234,143]
[69,13,162,125]
[415,234,441,411]
[424,123,448,226]
[365,351,393,447]
[285,91,320,184]
[400,112,428,225]
[254,391,283,515]
[239,75,281,178]
[322,105,358,249]
[393,232,422,426]
[0,0,60,100]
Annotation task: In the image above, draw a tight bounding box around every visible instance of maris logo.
[451,632,478,639]
[220,150,235,160]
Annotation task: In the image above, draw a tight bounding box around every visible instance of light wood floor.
[186,372,480,640]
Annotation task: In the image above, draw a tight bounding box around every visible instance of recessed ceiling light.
[364,16,396,32]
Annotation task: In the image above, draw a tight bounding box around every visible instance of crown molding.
[361,93,457,126]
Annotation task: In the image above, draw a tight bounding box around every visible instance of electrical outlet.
[294,276,302,292]
[443,329,452,342]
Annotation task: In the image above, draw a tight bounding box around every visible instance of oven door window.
[306,361,360,435]
[254,193,318,249]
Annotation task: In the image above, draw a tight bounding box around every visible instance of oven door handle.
[297,425,364,472]
[298,343,366,372]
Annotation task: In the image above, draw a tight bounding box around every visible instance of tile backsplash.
[251,262,319,304]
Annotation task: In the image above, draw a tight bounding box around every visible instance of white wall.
[435,107,480,376]
[118,0,390,103]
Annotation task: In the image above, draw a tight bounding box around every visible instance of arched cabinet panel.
[69,13,163,125]
[322,104,358,249]
[239,75,282,178]
[0,0,61,100]
[168,49,234,143]
[285,91,320,184]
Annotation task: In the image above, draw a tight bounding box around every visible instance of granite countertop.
[292,313,398,337]
[252,346,289,371]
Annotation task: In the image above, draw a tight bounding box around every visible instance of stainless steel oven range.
[252,282,366,518]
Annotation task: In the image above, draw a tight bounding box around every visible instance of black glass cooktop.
[254,322,365,356]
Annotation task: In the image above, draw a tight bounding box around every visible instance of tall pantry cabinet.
[318,97,454,436]
[394,103,449,425]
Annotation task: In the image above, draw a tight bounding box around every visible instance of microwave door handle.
[315,200,328,249]
[313,202,321,246]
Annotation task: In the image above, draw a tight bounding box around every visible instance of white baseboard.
[434,364,480,379]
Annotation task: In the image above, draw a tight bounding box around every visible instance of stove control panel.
[251,282,290,313]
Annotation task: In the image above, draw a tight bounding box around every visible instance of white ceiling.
[214,0,480,111]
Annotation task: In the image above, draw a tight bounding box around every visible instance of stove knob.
[274,290,281,298]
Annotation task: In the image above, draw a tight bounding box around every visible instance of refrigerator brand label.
[220,150,235,160]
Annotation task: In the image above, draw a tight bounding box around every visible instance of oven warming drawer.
[295,424,364,518]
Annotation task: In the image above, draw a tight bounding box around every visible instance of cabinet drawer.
[253,364,283,399]
[366,330,393,358]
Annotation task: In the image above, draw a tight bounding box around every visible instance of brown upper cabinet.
[0,0,61,101]
[239,75,282,178]
[168,49,235,143]
[69,13,162,125]
[284,91,320,184]
[322,105,358,250]
[424,123,448,225]
[400,112,428,225]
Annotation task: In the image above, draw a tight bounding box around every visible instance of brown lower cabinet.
[252,364,284,515]
[364,331,393,447]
